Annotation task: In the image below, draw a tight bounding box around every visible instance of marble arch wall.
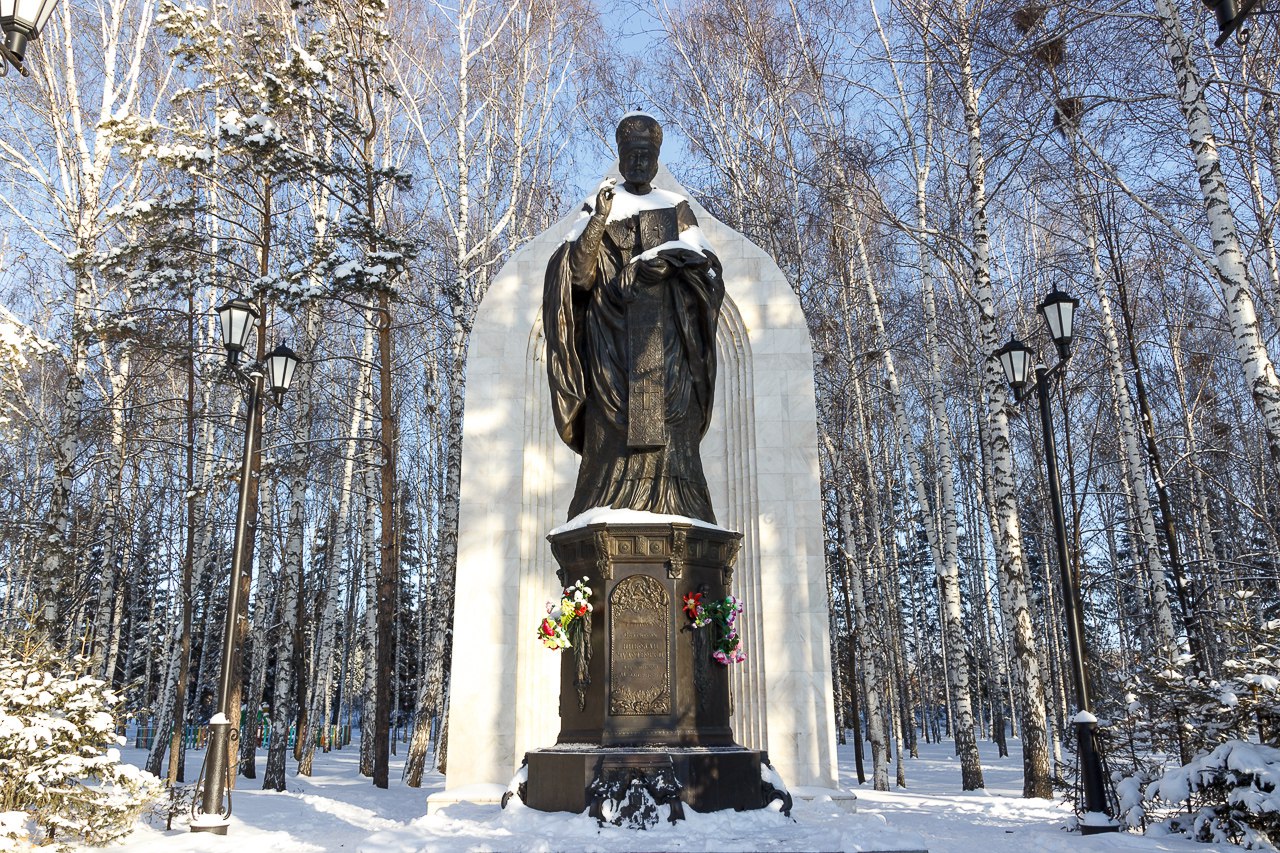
[442,168,837,797]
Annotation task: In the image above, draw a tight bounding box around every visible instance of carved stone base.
[522,746,786,815]
[546,521,742,748]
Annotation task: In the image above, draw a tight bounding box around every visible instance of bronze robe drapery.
[543,196,724,523]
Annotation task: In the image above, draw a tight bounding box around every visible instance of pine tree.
[0,628,161,849]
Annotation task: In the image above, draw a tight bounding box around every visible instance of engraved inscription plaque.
[609,575,671,716]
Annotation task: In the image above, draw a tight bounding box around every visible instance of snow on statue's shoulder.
[549,506,730,536]
[604,185,687,223]
[561,182,694,242]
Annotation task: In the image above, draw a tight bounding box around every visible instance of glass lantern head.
[1,0,60,61]
[215,297,259,363]
[265,342,300,400]
[995,335,1034,394]
[1039,288,1079,358]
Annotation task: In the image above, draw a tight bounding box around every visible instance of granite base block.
[524,745,771,814]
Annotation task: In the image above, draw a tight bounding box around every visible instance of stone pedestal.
[522,521,785,816]
[524,745,766,814]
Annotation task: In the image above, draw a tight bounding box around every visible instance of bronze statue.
[543,115,725,523]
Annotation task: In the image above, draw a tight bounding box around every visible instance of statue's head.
[616,113,662,191]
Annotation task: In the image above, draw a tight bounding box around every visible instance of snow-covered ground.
[98,738,1243,853]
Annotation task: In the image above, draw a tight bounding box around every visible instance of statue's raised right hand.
[594,178,616,220]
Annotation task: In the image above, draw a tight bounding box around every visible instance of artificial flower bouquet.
[537,577,593,651]
[682,590,747,665]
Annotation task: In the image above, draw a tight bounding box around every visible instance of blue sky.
[564,1,705,200]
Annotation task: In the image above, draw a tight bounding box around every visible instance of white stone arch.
[441,168,837,802]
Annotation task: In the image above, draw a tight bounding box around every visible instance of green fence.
[129,721,353,751]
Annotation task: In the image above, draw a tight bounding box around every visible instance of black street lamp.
[995,291,1118,836]
[1,0,59,76]
[191,296,300,835]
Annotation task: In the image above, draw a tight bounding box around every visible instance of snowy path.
[99,739,1240,853]
[845,744,1214,853]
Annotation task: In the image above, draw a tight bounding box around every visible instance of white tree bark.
[263,303,320,791]
[958,37,1053,799]
[263,466,305,791]
[838,500,890,791]
[89,345,131,675]
[0,0,162,636]
[1069,151,1179,659]
[1152,0,1280,468]
[358,461,380,777]
[301,321,374,774]
[389,12,586,768]
[240,458,277,781]
[851,220,984,788]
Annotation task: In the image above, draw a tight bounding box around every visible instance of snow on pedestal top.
[549,506,731,537]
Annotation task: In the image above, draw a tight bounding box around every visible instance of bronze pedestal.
[520,521,786,818]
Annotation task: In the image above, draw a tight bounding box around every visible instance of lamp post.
[1202,0,1262,46]
[1,0,59,76]
[994,289,1119,835]
[191,297,300,835]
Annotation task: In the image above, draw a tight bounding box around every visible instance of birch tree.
[1150,0,1280,468]
[860,0,988,788]
[390,0,595,770]
[0,0,164,639]
[947,0,1053,797]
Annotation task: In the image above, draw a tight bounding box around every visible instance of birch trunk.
[405,370,449,786]
[262,472,304,792]
[1065,146,1179,659]
[888,1,982,772]
[89,346,130,675]
[838,500,889,791]
[263,295,315,790]
[827,581,846,746]
[143,623,179,777]
[957,38,1053,798]
[427,335,466,773]
[37,273,89,637]
[299,510,338,775]
[300,319,374,772]
[162,304,199,785]
[101,547,129,686]
[922,257,983,768]
[852,223,983,787]
[1109,256,1207,670]
[854,375,896,790]
[240,474,276,781]
[882,525,911,784]
[1152,0,1280,468]
[151,382,223,782]
[358,462,380,777]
